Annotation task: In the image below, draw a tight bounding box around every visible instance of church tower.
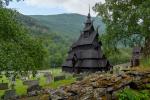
[62,9,112,73]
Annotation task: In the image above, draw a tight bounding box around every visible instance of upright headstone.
[54,75,65,82]
[131,47,142,67]
[0,75,3,78]
[0,83,8,90]
[11,76,16,90]
[23,80,39,87]
[2,90,17,100]
[44,72,53,84]
[27,85,42,96]
[23,80,41,96]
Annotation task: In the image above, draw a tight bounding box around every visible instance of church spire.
[88,4,91,19]
[89,5,91,14]
[83,5,94,32]
[85,4,92,25]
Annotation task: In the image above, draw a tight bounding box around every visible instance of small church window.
[84,32,89,38]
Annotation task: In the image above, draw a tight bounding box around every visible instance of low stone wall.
[48,68,150,100]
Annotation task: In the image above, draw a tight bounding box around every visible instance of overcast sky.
[8,0,105,16]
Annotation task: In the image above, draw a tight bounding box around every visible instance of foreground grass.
[117,88,150,100]
[0,76,27,97]
[140,58,150,68]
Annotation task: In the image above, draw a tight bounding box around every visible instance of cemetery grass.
[0,68,76,97]
[117,88,150,100]
[140,58,150,68]
[44,77,76,89]
[0,76,27,97]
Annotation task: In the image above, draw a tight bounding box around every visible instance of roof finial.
[87,4,91,18]
[89,4,90,14]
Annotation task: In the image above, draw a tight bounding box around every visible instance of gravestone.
[11,77,16,90]
[0,75,3,78]
[21,76,28,81]
[76,76,83,81]
[23,80,41,96]
[2,90,17,100]
[44,72,53,84]
[23,80,39,87]
[54,75,65,82]
[36,73,41,81]
[131,47,142,67]
[0,83,8,90]
[27,85,42,96]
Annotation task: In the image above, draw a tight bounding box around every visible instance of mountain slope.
[30,13,105,39]
[16,13,51,35]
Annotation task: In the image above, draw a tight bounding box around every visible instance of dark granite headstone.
[0,83,8,90]
[27,84,42,96]
[76,76,83,81]
[2,90,17,100]
[131,47,142,67]
[23,80,41,96]
[54,75,65,81]
[0,75,3,78]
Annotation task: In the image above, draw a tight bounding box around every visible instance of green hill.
[29,13,105,39]
[14,13,105,67]
[16,13,51,35]
[16,13,105,40]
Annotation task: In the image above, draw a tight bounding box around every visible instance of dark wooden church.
[62,10,112,73]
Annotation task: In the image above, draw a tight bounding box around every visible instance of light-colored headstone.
[44,72,53,84]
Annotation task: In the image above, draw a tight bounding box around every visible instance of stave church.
[62,9,112,73]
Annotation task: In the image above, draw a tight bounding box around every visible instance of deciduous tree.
[0,8,47,77]
[94,0,150,57]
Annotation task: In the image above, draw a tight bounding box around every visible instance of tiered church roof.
[62,10,112,73]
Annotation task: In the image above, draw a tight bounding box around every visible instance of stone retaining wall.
[49,68,150,100]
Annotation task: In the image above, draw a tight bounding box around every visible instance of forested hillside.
[14,13,73,68]
[16,13,51,35]
[30,14,105,39]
